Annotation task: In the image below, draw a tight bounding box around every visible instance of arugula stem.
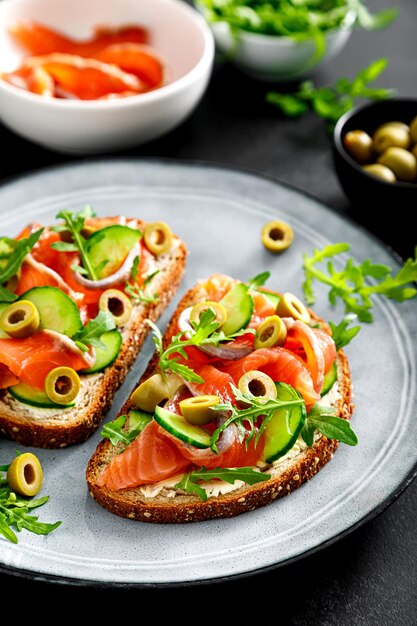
[66,213,98,281]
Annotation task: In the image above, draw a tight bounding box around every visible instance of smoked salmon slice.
[0,331,92,390]
[97,419,190,490]
[221,347,320,409]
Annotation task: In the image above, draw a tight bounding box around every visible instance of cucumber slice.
[128,409,152,434]
[86,225,142,280]
[262,382,306,463]
[219,283,254,335]
[80,329,122,374]
[321,362,338,396]
[20,286,83,337]
[154,405,211,449]
[8,382,75,408]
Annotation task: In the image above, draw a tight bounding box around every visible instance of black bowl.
[332,97,417,259]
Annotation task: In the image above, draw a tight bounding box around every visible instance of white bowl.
[210,14,355,82]
[0,0,215,154]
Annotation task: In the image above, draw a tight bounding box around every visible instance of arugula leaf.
[51,206,98,280]
[302,243,417,322]
[0,228,44,287]
[0,286,18,302]
[0,463,61,544]
[211,382,304,452]
[125,267,160,305]
[267,58,394,130]
[100,412,151,446]
[72,311,116,351]
[301,403,358,447]
[246,271,271,290]
[329,313,361,350]
[174,466,271,501]
[198,0,397,38]
[146,308,253,384]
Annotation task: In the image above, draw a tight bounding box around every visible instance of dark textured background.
[1,1,416,623]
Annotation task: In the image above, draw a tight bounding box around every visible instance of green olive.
[130,372,182,412]
[372,123,411,154]
[254,315,287,349]
[143,222,173,255]
[261,220,294,253]
[0,300,40,338]
[238,370,277,404]
[44,366,81,404]
[189,301,227,327]
[179,395,220,425]
[99,288,132,326]
[343,129,373,164]
[276,292,310,324]
[7,452,43,497]
[410,116,417,144]
[377,147,417,182]
[362,163,396,183]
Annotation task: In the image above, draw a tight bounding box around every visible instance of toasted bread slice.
[86,278,354,523]
[0,223,187,448]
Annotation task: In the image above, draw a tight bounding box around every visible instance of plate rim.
[0,155,415,588]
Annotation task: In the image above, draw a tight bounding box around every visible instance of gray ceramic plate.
[0,159,416,587]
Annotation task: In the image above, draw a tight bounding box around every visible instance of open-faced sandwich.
[86,271,356,523]
[0,207,187,448]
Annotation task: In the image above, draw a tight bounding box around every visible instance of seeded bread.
[0,234,187,449]
[86,282,354,523]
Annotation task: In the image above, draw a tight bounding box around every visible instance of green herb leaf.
[72,311,116,350]
[0,461,61,544]
[0,228,44,285]
[246,271,271,290]
[329,313,361,351]
[101,412,152,446]
[0,286,18,303]
[51,206,98,280]
[148,307,253,384]
[267,57,394,130]
[356,4,399,30]
[125,269,160,305]
[174,466,271,501]
[306,409,358,446]
[302,243,417,322]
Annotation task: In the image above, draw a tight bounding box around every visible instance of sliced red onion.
[199,342,253,360]
[72,242,141,290]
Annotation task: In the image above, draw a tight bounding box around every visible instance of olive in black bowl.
[332,98,417,259]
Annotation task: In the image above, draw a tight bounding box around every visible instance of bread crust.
[86,281,354,523]
[0,230,187,448]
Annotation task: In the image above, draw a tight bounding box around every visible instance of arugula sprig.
[100,412,151,446]
[0,460,61,544]
[301,403,358,447]
[72,310,116,351]
[210,382,303,452]
[302,243,417,322]
[0,228,44,302]
[267,58,394,130]
[174,466,271,501]
[329,313,361,351]
[50,206,99,281]
[125,257,160,304]
[147,308,253,384]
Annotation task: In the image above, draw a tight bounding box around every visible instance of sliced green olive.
[377,147,417,182]
[7,452,43,497]
[44,366,80,405]
[143,222,173,255]
[254,315,287,349]
[261,220,294,253]
[179,394,220,425]
[362,163,396,183]
[276,292,310,324]
[0,300,40,338]
[99,289,132,326]
[130,372,182,412]
[343,129,373,164]
[189,301,227,327]
[238,370,277,404]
